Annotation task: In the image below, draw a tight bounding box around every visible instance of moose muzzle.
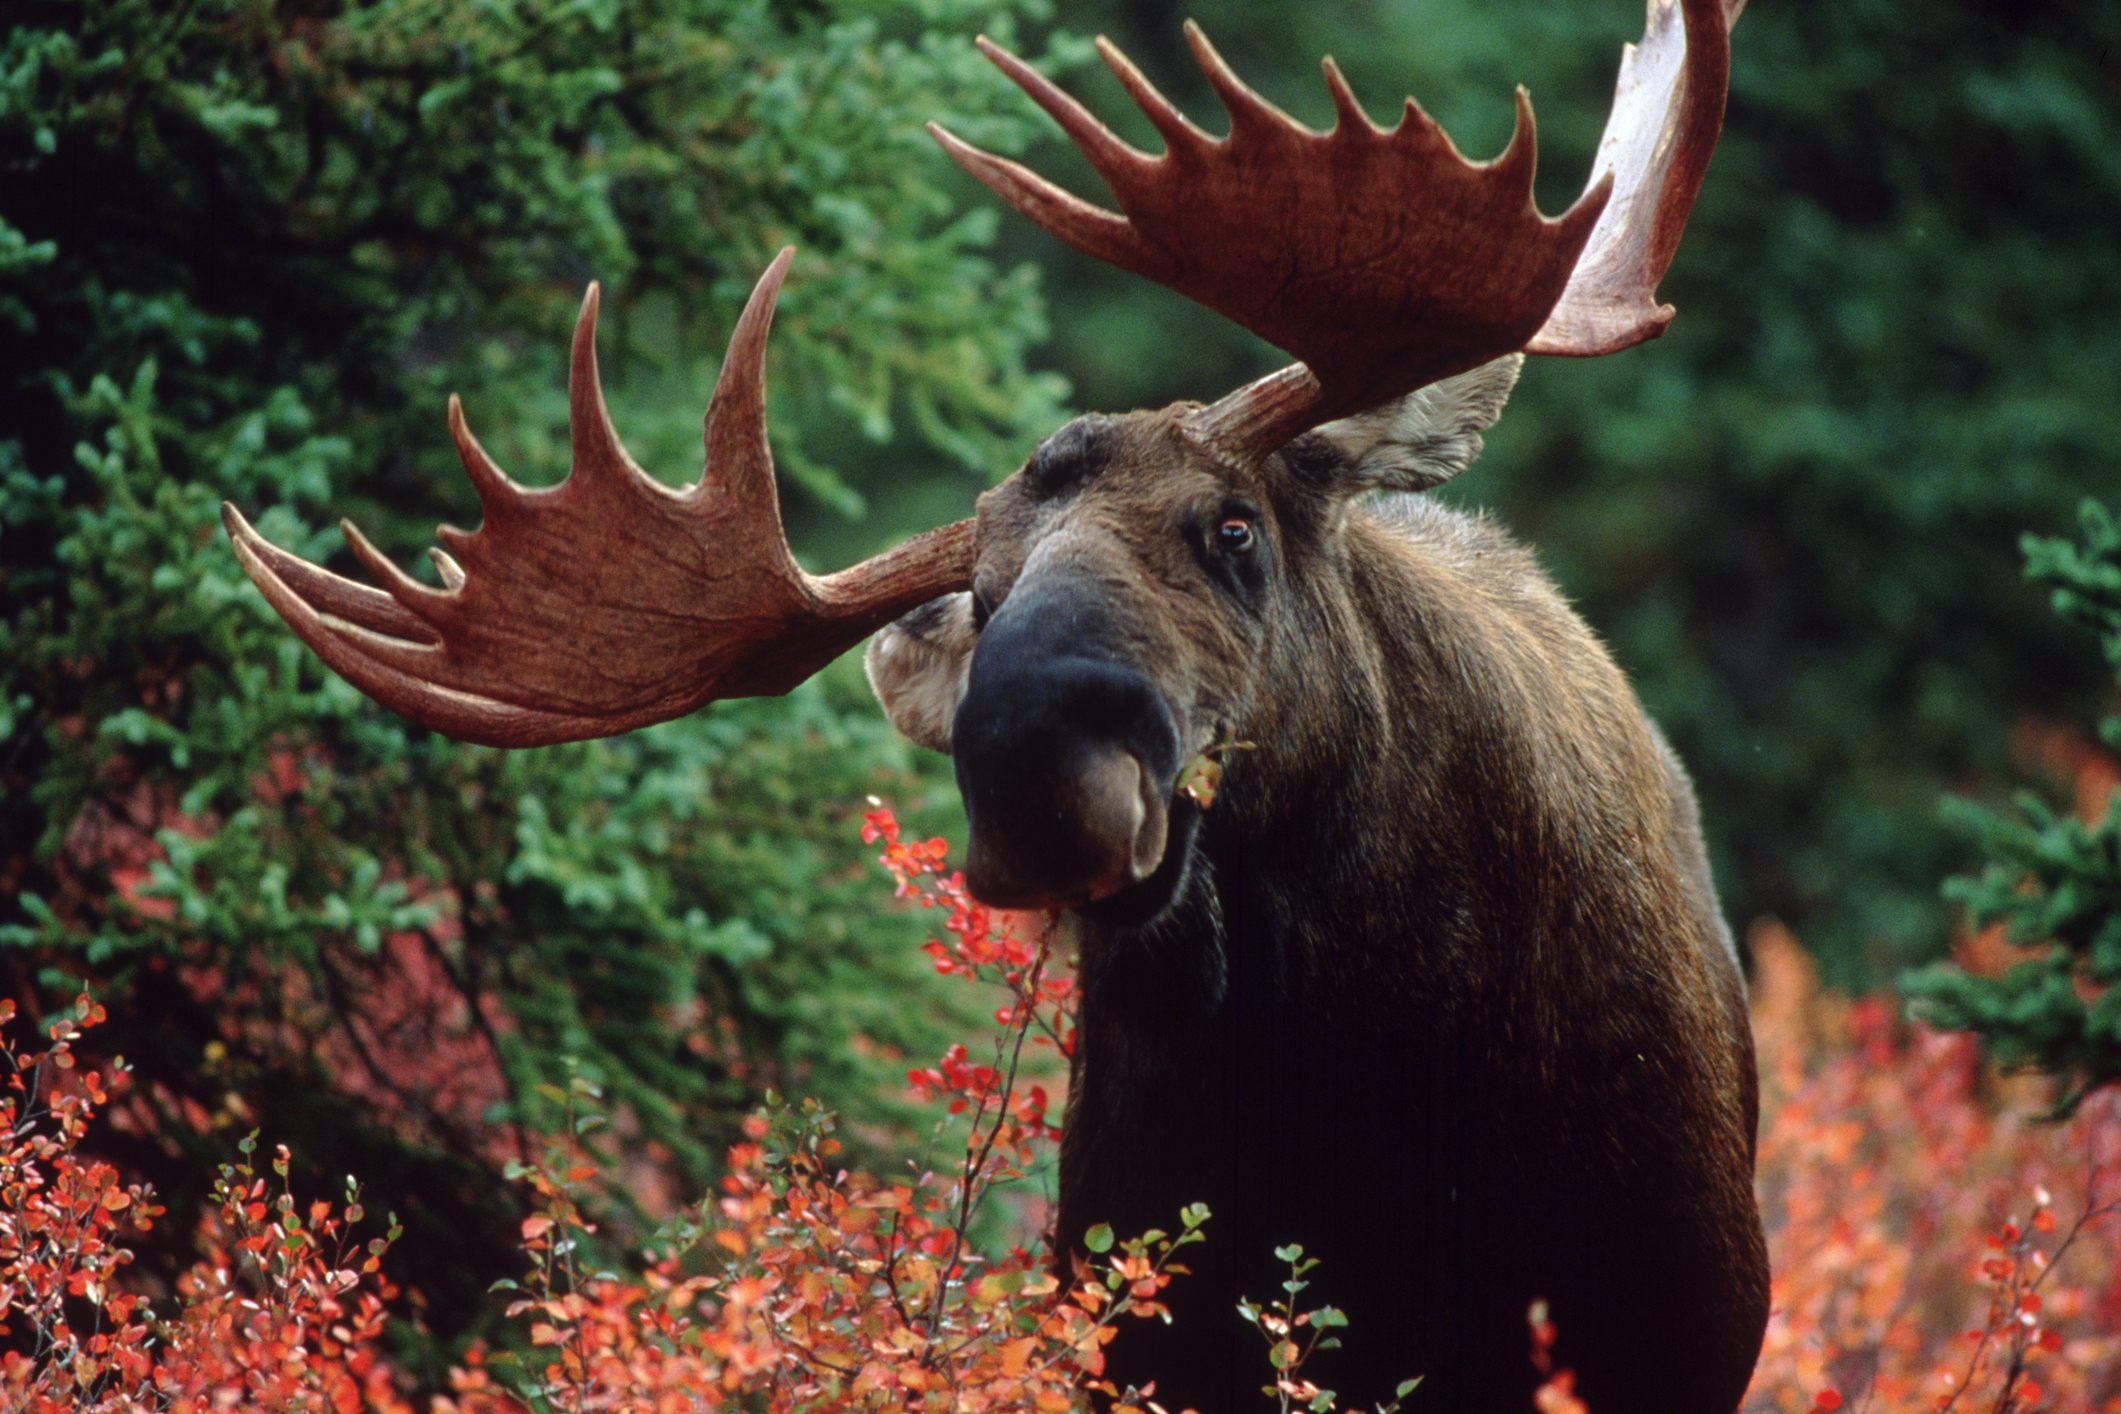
[950,587,1182,910]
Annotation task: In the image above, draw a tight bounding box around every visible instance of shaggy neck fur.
[1059,496,1764,1414]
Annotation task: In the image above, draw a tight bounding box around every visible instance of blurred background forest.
[3,0,2118,1389]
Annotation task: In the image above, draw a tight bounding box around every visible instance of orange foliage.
[2009,718,2121,830]
[1747,924,2121,1414]
[4,816,2118,1413]
[0,995,410,1413]
[433,802,1197,1413]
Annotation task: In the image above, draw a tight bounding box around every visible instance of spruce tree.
[1906,501,2121,1114]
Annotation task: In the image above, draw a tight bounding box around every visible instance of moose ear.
[1306,354,1524,494]
[864,593,979,754]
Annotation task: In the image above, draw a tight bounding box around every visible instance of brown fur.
[868,375,1768,1413]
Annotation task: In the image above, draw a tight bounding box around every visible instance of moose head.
[223,0,1731,752]
[867,352,1530,916]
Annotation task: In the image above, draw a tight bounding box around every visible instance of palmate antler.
[937,0,1741,455]
[224,250,972,747]
[226,0,1736,747]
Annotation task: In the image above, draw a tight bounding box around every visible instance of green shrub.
[1906,501,2121,1113]
[0,0,1075,1357]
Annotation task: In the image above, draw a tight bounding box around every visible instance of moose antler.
[933,0,1739,454]
[1528,0,1742,357]
[227,1,1734,747]
[223,249,973,748]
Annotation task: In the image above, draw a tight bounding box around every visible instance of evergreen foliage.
[0,0,1074,1351]
[1905,501,2121,1114]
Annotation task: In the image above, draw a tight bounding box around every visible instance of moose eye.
[1216,518,1256,554]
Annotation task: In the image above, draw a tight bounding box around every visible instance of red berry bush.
[2,816,2116,1413]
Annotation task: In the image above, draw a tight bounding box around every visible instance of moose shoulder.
[867,359,1767,1413]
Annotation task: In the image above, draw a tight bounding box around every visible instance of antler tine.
[1488,88,1544,195]
[567,281,648,495]
[339,515,452,626]
[226,249,975,748]
[224,504,436,645]
[971,36,1149,184]
[702,245,790,510]
[1181,21,1310,143]
[429,546,466,590]
[1321,58,1385,138]
[926,57,1165,282]
[444,393,521,516]
[1528,0,1739,356]
[1093,35,1217,155]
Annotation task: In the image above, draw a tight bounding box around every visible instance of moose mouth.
[961,740,1175,910]
[961,756,1208,930]
[957,724,1222,928]
[1074,789,1204,929]
[948,571,1207,916]
[950,643,1202,915]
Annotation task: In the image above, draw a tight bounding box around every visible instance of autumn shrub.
[432,803,1200,1413]
[0,808,1210,1413]
[7,818,2121,1413]
[0,993,410,1413]
[1749,925,2121,1414]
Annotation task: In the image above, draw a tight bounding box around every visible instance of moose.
[224,0,1766,1408]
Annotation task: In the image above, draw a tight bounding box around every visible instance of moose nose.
[961,739,1166,906]
[951,595,1181,909]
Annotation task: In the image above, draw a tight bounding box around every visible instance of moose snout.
[951,599,1182,910]
[960,739,1169,907]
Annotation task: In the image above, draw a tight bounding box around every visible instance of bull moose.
[224,0,1768,1408]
